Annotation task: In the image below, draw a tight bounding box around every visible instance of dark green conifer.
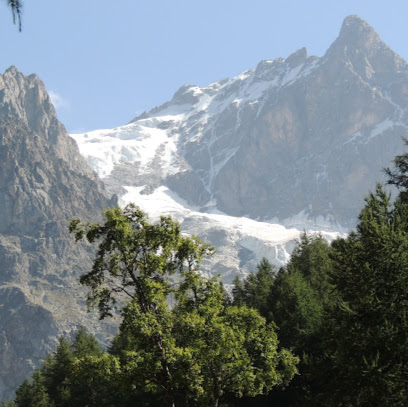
[71,326,104,359]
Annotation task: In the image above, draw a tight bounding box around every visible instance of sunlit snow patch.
[121,186,342,280]
[71,121,181,179]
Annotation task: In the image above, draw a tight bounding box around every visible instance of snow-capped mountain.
[2,14,407,398]
[72,15,408,278]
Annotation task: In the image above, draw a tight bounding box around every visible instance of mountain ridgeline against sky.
[0,67,117,399]
[74,15,408,230]
[1,14,408,401]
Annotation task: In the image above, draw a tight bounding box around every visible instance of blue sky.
[1,0,407,133]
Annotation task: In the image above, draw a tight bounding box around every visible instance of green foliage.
[269,234,333,350]
[68,354,123,407]
[69,204,214,319]
[118,294,194,405]
[41,338,72,407]
[69,205,215,406]
[15,370,54,407]
[232,236,333,354]
[323,184,408,406]
[14,380,32,407]
[11,328,156,407]
[232,234,334,406]
[10,206,300,406]
[287,233,333,297]
[17,185,408,406]
[384,137,408,193]
[173,272,298,406]
[232,258,276,316]
[71,326,104,359]
[268,269,320,352]
[68,205,297,407]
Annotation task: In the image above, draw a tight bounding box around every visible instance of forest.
[3,145,408,407]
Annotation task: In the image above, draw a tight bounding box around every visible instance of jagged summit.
[327,15,385,58]
[285,47,308,68]
[338,15,378,44]
[322,15,407,85]
[73,14,408,231]
[5,65,19,74]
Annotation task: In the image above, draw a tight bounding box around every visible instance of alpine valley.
[1,14,407,399]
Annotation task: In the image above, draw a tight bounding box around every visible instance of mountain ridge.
[1,14,407,400]
[0,66,117,399]
[71,15,407,280]
[73,15,407,226]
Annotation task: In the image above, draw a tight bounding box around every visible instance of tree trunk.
[212,375,220,407]
[166,390,175,407]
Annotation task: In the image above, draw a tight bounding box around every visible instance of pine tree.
[323,184,408,406]
[14,379,32,407]
[26,370,54,407]
[71,326,104,359]
[232,258,276,317]
[42,338,73,407]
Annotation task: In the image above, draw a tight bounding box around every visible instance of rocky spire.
[323,15,406,84]
[337,15,381,50]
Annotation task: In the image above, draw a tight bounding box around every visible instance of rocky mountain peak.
[171,84,203,106]
[1,66,51,125]
[73,15,408,232]
[0,67,117,399]
[4,65,19,75]
[324,15,407,84]
[337,15,379,47]
[285,47,308,68]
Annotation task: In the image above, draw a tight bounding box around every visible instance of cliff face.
[76,16,408,230]
[67,15,408,287]
[2,16,406,398]
[178,15,408,226]
[0,67,117,399]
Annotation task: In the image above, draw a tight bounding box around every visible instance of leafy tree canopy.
[68,205,298,407]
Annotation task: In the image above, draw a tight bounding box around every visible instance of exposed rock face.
[9,14,408,400]
[70,15,408,283]
[74,16,408,230]
[0,67,117,399]
[180,15,407,227]
[2,17,404,398]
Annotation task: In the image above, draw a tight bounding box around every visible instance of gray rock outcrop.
[0,67,117,399]
[176,15,407,227]
[105,15,407,229]
[70,15,408,284]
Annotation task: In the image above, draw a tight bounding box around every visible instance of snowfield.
[70,56,345,281]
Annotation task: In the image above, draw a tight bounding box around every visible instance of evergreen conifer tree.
[323,184,408,406]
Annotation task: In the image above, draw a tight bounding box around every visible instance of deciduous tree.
[70,205,298,407]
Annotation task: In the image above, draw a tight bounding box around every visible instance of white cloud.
[48,90,70,110]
